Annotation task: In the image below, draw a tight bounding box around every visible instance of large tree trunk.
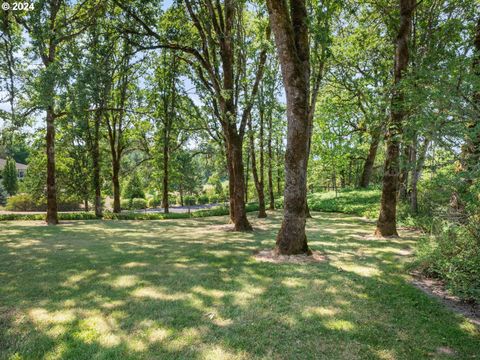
[359,129,381,188]
[248,116,267,218]
[228,133,252,231]
[45,108,59,225]
[226,145,235,222]
[267,0,311,255]
[112,159,121,213]
[375,0,415,237]
[162,138,169,214]
[93,111,102,218]
[267,113,275,210]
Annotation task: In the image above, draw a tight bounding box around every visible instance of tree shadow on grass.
[0,212,479,359]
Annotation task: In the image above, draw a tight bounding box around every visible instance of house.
[0,158,28,179]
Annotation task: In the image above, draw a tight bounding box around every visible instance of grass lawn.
[0,212,478,359]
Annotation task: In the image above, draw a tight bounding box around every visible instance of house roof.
[0,158,28,170]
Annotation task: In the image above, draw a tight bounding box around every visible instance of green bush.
[209,194,220,204]
[0,181,8,206]
[0,212,97,221]
[131,198,147,210]
[274,197,284,209]
[401,168,480,302]
[5,193,45,211]
[58,197,82,211]
[120,198,131,210]
[184,195,196,206]
[197,194,209,205]
[306,188,380,218]
[2,157,18,195]
[412,221,480,302]
[148,197,161,208]
[0,202,261,221]
[168,194,177,205]
[123,173,145,199]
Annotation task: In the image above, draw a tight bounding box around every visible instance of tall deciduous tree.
[15,0,98,224]
[105,39,136,213]
[115,1,268,231]
[266,0,311,255]
[375,0,415,237]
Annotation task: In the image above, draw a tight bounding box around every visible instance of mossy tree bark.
[359,129,381,188]
[375,0,415,237]
[266,0,311,254]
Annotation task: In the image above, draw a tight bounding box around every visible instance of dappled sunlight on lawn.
[0,212,479,359]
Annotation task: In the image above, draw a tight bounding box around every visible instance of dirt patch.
[208,224,267,233]
[208,224,242,232]
[410,271,480,327]
[253,249,327,264]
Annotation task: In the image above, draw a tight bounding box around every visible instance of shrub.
[120,198,131,210]
[0,181,8,206]
[0,212,97,221]
[123,173,145,199]
[5,193,45,211]
[412,221,480,302]
[403,169,480,302]
[184,195,196,206]
[197,194,209,205]
[168,194,177,205]
[2,158,18,195]
[58,197,82,211]
[306,188,380,218]
[0,201,262,221]
[274,197,284,209]
[209,194,220,204]
[131,198,147,210]
[192,206,229,217]
[148,197,161,208]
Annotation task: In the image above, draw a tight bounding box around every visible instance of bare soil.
[253,249,327,264]
[410,271,480,327]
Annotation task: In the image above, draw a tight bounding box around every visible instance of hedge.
[0,203,260,221]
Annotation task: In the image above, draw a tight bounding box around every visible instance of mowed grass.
[0,212,478,360]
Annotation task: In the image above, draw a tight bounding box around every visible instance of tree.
[123,172,145,199]
[147,49,189,214]
[462,17,480,177]
[114,0,268,231]
[248,110,267,217]
[104,36,140,213]
[0,8,22,129]
[2,157,18,195]
[15,0,98,224]
[375,0,415,237]
[266,0,311,255]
